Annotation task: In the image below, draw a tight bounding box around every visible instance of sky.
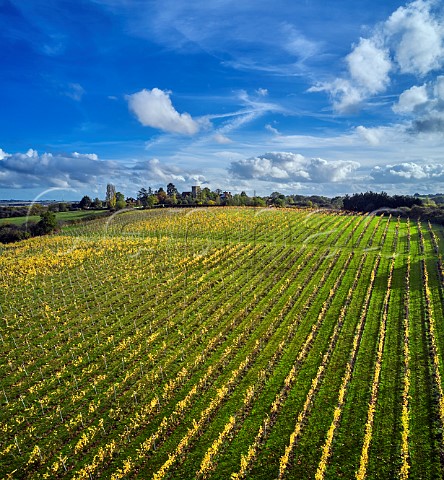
[1,0,444,200]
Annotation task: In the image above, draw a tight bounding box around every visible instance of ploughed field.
[1,207,444,479]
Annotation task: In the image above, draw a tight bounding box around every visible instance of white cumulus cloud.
[393,84,429,114]
[311,0,444,114]
[391,77,444,133]
[355,126,385,146]
[346,38,391,94]
[309,39,391,113]
[372,161,444,182]
[132,158,207,186]
[229,152,359,183]
[309,79,364,114]
[127,88,200,135]
[0,148,10,160]
[385,0,444,76]
[0,149,118,189]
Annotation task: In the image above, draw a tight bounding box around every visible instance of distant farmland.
[0,210,105,226]
[1,208,444,479]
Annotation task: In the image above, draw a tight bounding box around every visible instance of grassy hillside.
[1,208,443,479]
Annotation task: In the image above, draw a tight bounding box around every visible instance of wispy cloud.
[65,83,85,101]
[256,88,268,96]
[93,0,323,76]
[281,23,320,60]
[213,133,233,144]
[265,124,281,135]
[132,158,207,185]
[177,89,287,146]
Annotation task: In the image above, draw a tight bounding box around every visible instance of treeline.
[0,202,72,219]
[3,188,444,244]
[127,186,342,209]
[342,191,422,212]
[342,191,444,225]
[407,204,444,225]
[0,206,30,219]
[0,211,58,243]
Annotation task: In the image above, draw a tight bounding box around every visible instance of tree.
[138,188,149,207]
[91,197,103,209]
[252,196,266,207]
[269,192,286,207]
[166,183,178,205]
[106,184,116,209]
[147,194,158,208]
[0,224,31,243]
[79,195,92,210]
[331,196,343,209]
[342,191,422,213]
[167,183,178,197]
[30,204,45,216]
[201,187,216,203]
[138,187,159,208]
[32,211,58,236]
[156,187,167,205]
[116,191,126,210]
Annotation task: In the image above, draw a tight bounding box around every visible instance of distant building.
[221,191,232,200]
[191,186,201,199]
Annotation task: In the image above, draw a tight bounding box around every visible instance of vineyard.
[1,207,444,479]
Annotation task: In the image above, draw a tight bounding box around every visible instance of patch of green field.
[0,214,40,225]
[0,209,105,226]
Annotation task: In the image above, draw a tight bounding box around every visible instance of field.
[0,210,105,226]
[1,207,444,479]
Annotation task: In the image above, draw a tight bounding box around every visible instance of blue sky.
[1,0,444,200]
